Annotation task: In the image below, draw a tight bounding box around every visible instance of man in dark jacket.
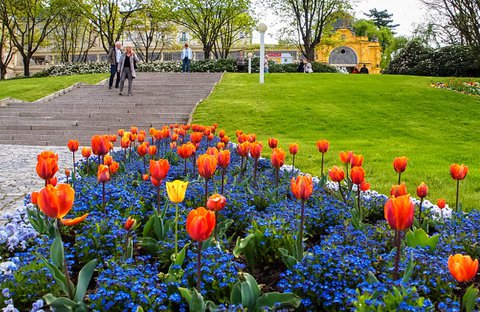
[107,42,123,89]
[360,64,369,74]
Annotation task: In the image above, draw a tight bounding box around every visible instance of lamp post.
[257,23,268,84]
[247,52,253,74]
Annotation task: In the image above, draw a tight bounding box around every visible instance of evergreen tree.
[364,8,399,31]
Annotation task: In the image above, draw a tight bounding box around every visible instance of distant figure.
[297,60,305,73]
[181,44,193,73]
[118,45,139,96]
[107,41,122,89]
[236,51,246,72]
[304,60,313,73]
[264,55,269,73]
[360,64,369,74]
[352,67,359,74]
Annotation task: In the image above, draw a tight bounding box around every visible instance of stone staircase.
[0,72,223,146]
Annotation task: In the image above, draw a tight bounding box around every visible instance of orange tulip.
[109,135,117,143]
[137,143,148,157]
[138,132,146,143]
[130,126,138,134]
[217,142,225,150]
[117,129,125,137]
[221,135,230,145]
[124,216,137,231]
[316,139,329,154]
[91,135,110,156]
[416,182,428,198]
[31,191,39,205]
[65,168,71,178]
[350,154,364,167]
[103,155,113,166]
[450,163,468,180]
[206,194,227,211]
[235,130,243,138]
[247,134,256,143]
[437,198,446,209]
[217,149,231,168]
[393,156,408,173]
[328,166,345,182]
[49,177,58,186]
[97,164,110,183]
[237,133,248,144]
[149,159,170,182]
[67,139,79,152]
[109,161,119,175]
[61,213,88,226]
[206,147,219,158]
[121,136,130,149]
[170,142,177,150]
[218,130,226,138]
[448,254,478,282]
[390,183,407,197]
[384,194,415,231]
[177,143,195,159]
[197,154,217,179]
[36,151,59,181]
[289,143,299,155]
[271,148,286,168]
[186,207,216,242]
[170,133,178,142]
[339,151,353,164]
[291,175,313,201]
[249,142,263,159]
[236,142,250,158]
[360,181,370,191]
[190,132,203,144]
[350,166,365,185]
[142,174,149,181]
[148,145,157,156]
[37,184,75,219]
[268,138,278,149]
[82,147,91,158]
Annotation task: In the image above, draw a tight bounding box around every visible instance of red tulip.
[393,156,408,173]
[217,149,231,168]
[197,154,217,179]
[109,161,119,175]
[91,135,110,156]
[67,139,79,152]
[137,143,148,157]
[186,207,216,242]
[37,184,75,219]
[138,132,146,143]
[384,194,415,231]
[221,135,230,145]
[360,181,370,191]
[177,143,195,159]
[289,143,299,155]
[124,216,137,231]
[350,166,365,185]
[416,182,428,199]
[61,213,88,226]
[206,194,227,211]
[97,164,110,183]
[437,198,446,209]
[206,147,219,158]
[448,254,478,282]
[247,134,256,143]
[268,138,278,149]
[390,183,407,197]
[291,175,313,201]
[49,177,58,186]
[36,151,59,182]
[271,148,286,168]
[218,130,226,138]
[82,147,91,158]
[237,133,248,143]
[329,166,345,182]
[249,142,263,159]
[350,154,364,167]
[190,132,203,145]
[31,191,39,205]
[316,139,329,154]
[450,163,468,180]
[149,159,170,182]
[236,142,250,157]
[339,151,353,164]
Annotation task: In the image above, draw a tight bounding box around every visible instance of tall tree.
[364,9,399,31]
[77,0,143,53]
[0,22,15,79]
[126,0,175,62]
[52,2,98,63]
[270,0,349,61]
[421,0,480,60]
[167,0,251,59]
[0,0,62,76]
[213,12,255,59]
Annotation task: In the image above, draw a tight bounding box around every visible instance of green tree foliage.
[363,8,399,31]
[0,0,63,76]
[167,0,252,60]
[213,11,255,59]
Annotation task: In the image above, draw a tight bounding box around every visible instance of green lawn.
[193,73,480,210]
[0,74,108,102]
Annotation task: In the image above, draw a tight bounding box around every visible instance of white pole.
[248,53,252,74]
[259,32,265,84]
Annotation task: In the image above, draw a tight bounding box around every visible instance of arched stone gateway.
[328,46,358,66]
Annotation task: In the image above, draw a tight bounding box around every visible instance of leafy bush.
[384,39,480,77]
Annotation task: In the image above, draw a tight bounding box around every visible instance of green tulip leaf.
[255,292,302,310]
[406,228,439,252]
[74,258,98,302]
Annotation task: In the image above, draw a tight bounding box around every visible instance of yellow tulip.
[166,180,188,203]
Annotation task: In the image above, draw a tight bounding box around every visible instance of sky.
[253,0,427,44]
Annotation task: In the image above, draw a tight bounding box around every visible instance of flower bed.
[431,80,480,96]
[0,125,478,311]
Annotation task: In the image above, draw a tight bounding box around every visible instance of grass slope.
[0,74,108,102]
[193,73,480,210]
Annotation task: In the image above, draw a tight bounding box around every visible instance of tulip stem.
[174,203,179,256]
[394,230,401,280]
[221,168,226,195]
[321,153,325,177]
[204,178,209,206]
[357,188,361,217]
[296,199,305,261]
[157,185,161,214]
[292,154,296,173]
[455,179,460,212]
[184,158,187,176]
[398,172,401,185]
[253,158,258,186]
[143,156,146,174]
[214,211,218,240]
[338,182,346,203]
[418,198,424,224]
[72,152,76,186]
[240,157,244,180]
[196,241,203,292]
[275,167,279,200]
[193,154,197,176]
[102,182,106,214]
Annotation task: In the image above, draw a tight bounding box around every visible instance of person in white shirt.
[107,41,123,89]
[181,43,193,73]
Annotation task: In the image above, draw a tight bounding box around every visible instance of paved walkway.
[0,72,223,218]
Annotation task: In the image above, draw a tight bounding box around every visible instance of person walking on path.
[118,45,139,96]
[108,42,123,89]
[181,44,193,73]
